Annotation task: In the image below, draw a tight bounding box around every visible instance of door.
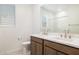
[44,46,57,55]
[36,43,42,55]
[31,41,36,55]
[31,41,42,55]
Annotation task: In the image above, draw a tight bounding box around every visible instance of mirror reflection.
[41,4,79,34]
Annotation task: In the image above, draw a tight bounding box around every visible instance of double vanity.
[31,34,79,55]
[30,4,79,55]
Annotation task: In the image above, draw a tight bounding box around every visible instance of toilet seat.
[22,41,30,45]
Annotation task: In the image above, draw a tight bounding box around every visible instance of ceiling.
[41,4,79,13]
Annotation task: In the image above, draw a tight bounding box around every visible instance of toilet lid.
[22,41,30,45]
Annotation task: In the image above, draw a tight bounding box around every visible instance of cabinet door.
[44,46,57,55]
[31,41,43,55]
[36,43,42,55]
[31,41,36,55]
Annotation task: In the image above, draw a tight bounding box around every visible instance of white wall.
[32,5,41,34]
[0,4,33,54]
[16,4,32,42]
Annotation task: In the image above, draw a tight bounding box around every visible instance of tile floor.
[6,47,30,55]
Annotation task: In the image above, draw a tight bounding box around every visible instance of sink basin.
[47,34,79,44]
[32,34,79,48]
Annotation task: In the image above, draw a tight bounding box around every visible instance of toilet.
[22,41,30,54]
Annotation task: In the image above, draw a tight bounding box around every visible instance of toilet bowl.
[22,41,30,53]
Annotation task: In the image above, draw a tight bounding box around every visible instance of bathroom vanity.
[31,34,79,55]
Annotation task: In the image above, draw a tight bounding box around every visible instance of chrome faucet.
[64,24,71,39]
[64,30,67,38]
[68,24,71,39]
[61,24,79,39]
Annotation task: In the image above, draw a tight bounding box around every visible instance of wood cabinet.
[44,40,79,55]
[35,42,42,55]
[44,46,57,55]
[31,36,79,55]
[31,41,36,55]
[31,41,42,55]
[44,46,65,55]
[44,40,67,55]
[57,52,66,55]
[31,36,43,55]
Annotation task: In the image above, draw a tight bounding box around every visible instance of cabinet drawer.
[31,36,43,44]
[44,40,79,55]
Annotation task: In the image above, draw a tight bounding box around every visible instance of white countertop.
[31,34,79,48]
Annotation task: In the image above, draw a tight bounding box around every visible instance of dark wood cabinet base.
[31,36,79,55]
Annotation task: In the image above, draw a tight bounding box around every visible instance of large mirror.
[40,4,79,34]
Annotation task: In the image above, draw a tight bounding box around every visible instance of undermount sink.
[47,34,79,43]
[32,34,79,48]
[35,33,79,44]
